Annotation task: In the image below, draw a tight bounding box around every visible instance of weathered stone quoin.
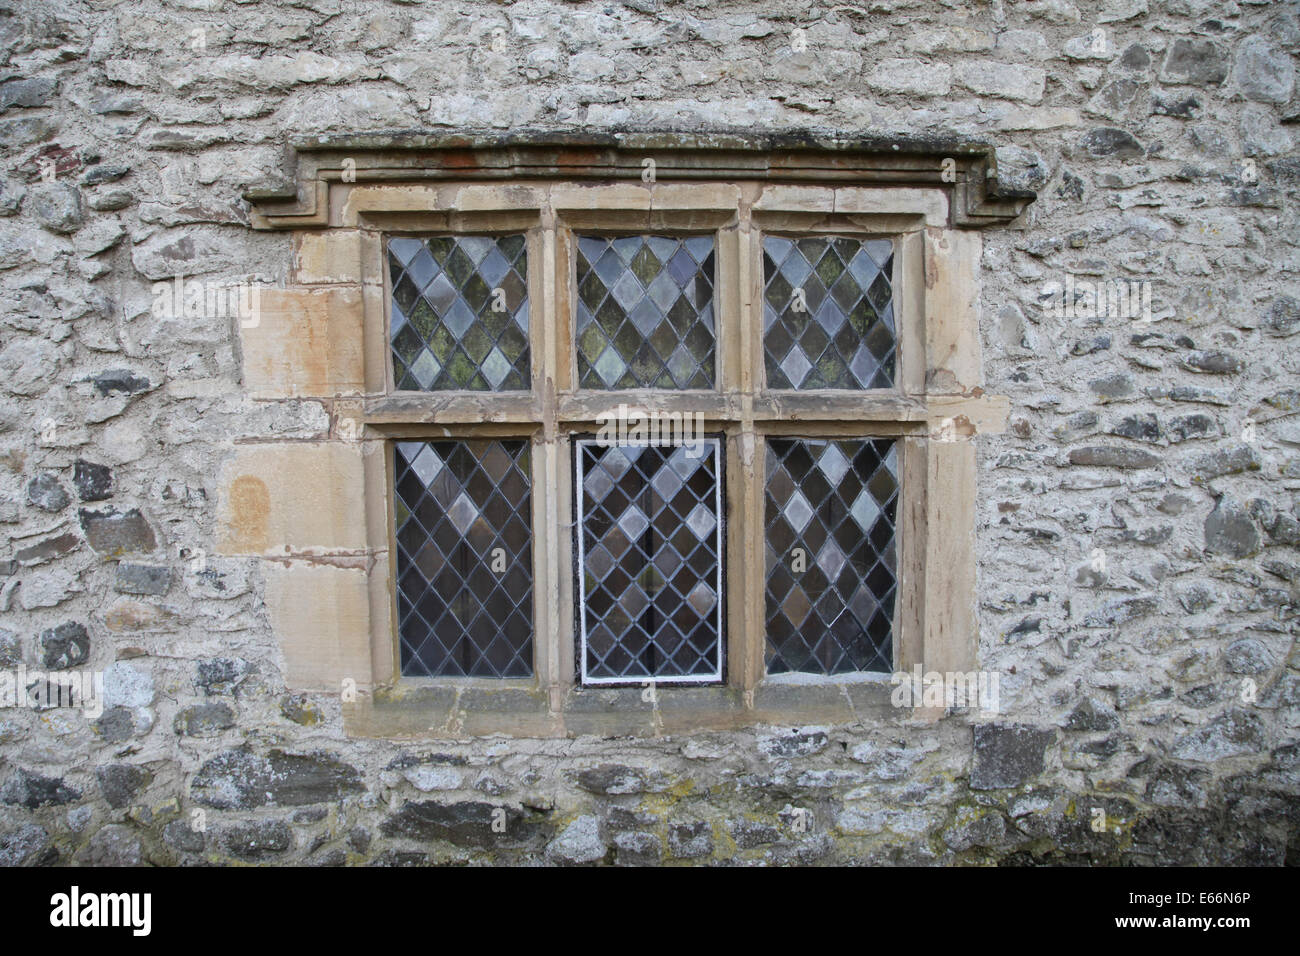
[0,0,1296,867]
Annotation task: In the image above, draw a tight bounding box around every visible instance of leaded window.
[235,128,1035,741]
[575,235,716,389]
[763,236,895,390]
[575,438,723,684]
[388,235,530,391]
[393,439,533,678]
[357,162,995,722]
[764,438,898,675]
[384,225,907,690]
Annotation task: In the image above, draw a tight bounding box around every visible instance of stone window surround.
[226,132,1034,738]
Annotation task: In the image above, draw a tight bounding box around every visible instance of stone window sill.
[345,677,899,738]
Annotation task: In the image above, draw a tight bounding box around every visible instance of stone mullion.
[732,192,766,694]
[535,200,568,709]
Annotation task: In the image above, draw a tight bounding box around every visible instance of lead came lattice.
[394,439,533,678]
[388,235,530,391]
[575,235,716,390]
[763,236,895,390]
[764,438,898,674]
[576,438,723,684]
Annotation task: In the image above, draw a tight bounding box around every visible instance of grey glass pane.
[394,439,533,678]
[575,235,716,390]
[577,439,723,683]
[388,235,530,392]
[764,438,898,674]
[763,236,895,390]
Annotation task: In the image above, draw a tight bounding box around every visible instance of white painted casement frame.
[573,436,727,687]
[244,135,1029,736]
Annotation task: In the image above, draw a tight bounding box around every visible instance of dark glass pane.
[764,438,898,674]
[762,236,895,390]
[388,235,530,392]
[576,439,723,683]
[394,440,533,677]
[575,236,715,389]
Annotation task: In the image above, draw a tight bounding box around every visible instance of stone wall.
[0,0,1297,866]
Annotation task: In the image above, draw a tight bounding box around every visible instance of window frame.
[242,136,1032,737]
[572,433,728,688]
[353,185,946,732]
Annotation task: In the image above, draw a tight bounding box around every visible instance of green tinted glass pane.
[762,236,895,390]
[388,235,530,392]
[575,236,715,389]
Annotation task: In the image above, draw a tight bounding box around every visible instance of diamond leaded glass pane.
[576,438,723,684]
[763,236,895,390]
[575,235,716,390]
[765,438,898,674]
[394,439,533,677]
[388,235,530,391]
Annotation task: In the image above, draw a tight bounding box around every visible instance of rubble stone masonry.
[0,0,1296,865]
